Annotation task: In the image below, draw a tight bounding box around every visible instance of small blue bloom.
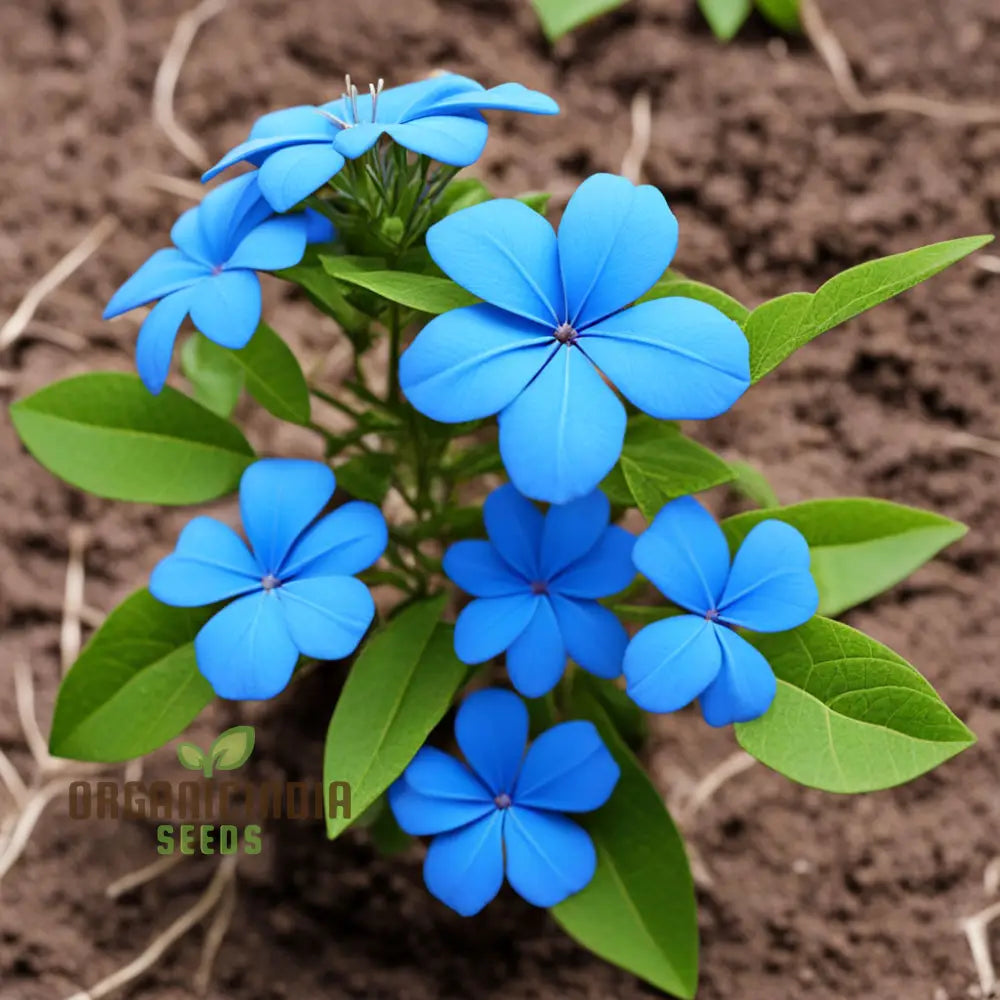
[103,174,311,394]
[150,459,387,701]
[444,485,635,697]
[399,173,751,504]
[623,497,819,726]
[389,688,619,916]
[203,74,559,212]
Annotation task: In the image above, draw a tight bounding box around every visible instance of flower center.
[261,573,282,591]
[319,74,385,129]
[554,321,578,345]
[530,580,548,595]
[704,608,720,622]
[494,792,512,809]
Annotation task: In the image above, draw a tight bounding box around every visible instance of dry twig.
[674,750,756,826]
[106,854,185,900]
[61,526,90,674]
[801,0,1000,125]
[153,0,229,169]
[620,90,652,184]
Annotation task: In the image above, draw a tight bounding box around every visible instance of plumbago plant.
[11,72,991,995]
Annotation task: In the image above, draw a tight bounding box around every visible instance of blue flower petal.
[170,209,215,268]
[376,75,481,120]
[631,496,730,615]
[550,595,628,679]
[699,627,777,726]
[550,526,636,599]
[499,346,626,504]
[399,304,551,422]
[384,115,488,167]
[443,540,527,597]
[558,174,677,330]
[582,298,750,419]
[504,807,596,908]
[453,593,539,664]
[718,521,819,632]
[483,483,544,580]
[196,173,271,263]
[225,216,309,271]
[538,489,610,579]
[303,209,336,243]
[103,249,207,318]
[202,133,330,183]
[150,516,261,607]
[455,688,529,796]
[514,720,619,813]
[423,812,505,916]
[134,290,193,394]
[251,105,335,140]
[239,459,335,574]
[426,200,562,326]
[418,82,559,118]
[623,613,723,713]
[280,501,387,580]
[403,745,493,803]
[256,143,346,212]
[188,270,262,349]
[194,591,299,700]
[331,122,386,160]
[389,778,493,837]
[276,575,374,660]
[506,598,566,697]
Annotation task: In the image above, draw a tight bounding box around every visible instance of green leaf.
[176,742,207,771]
[745,235,994,381]
[11,373,255,505]
[278,261,370,335]
[722,498,966,616]
[210,725,256,772]
[181,333,243,417]
[228,323,311,425]
[585,677,647,749]
[735,617,975,792]
[553,673,698,997]
[335,453,394,504]
[50,589,215,762]
[368,797,413,855]
[755,0,800,31]
[516,191,552,215]
[531,0,630,39]
[698,0,753,40]
[608,603,683,624]
[324,598,466,838]
[430,177,493,222]
[602,417,735,519]
[639,275,750,324]
[727,459,780,508]
[320,255,479,314]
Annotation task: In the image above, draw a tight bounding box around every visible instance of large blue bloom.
[203,74,559,212]
[389,688,619,916]
[444,485,635,697]
[103,174,311,394]
[150,459,387,701]
[623,497,819,726]
[399,173,751,504]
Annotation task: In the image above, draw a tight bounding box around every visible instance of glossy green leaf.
[181,333,243,417]
[755,0,800,31]
[335,453,394,504]
[698,0,753,40]
[639,275,750,325]
[431,177,493,222]
[320,255,478,314]
[722,498,966,616]
[736,617,974,792]
[745,235,993,381]
[531,0,630,39]
[228,323,311,425]
[585,677,648,749]
[50,589,215,762]
[727,459,780,508]
[324,597,466,838]
[602,417,734,519]
[11,373,255,504]
[553,673,698,997]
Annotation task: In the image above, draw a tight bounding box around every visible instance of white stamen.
[316,108,351,129]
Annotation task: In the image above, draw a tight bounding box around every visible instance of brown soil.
[1,0,999,997]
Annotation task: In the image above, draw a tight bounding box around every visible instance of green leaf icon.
[210,725,255,773]
[177,742,207,771]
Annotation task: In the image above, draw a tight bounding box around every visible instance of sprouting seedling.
[176,725,255,778]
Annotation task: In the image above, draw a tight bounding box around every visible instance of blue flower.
[203,74,559,212]
[103,174,311,394]
[389,688,619,916]
[150,459,387,700]
[623,497,819,726]
[444,485,635,697]
[399,173,751,504]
